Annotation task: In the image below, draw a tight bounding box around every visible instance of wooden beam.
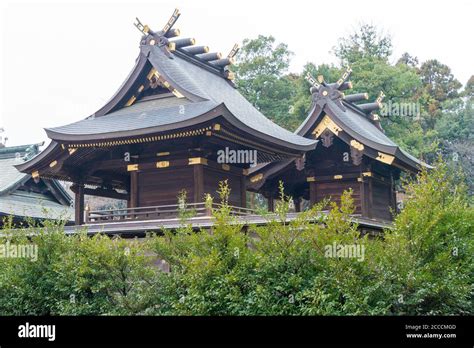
[82,187,129,201]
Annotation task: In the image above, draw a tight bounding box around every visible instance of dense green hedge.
[0,162,472,315]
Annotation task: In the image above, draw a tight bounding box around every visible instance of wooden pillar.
[240,176,247,208]
[368,178,373,218]
[309,181,317,207]
[268,195,274,212]
[193,164,204,203]
[360,177,372,218]
[74,184,85,225]
[294,197,301,212]
[389,172,397,215]
[130,171,139,208]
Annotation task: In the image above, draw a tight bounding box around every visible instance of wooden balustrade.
[85,202,256,224]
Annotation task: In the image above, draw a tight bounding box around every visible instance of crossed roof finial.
[134,9,181,57]
[305,66,353,111]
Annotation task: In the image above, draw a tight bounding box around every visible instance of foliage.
[0,220,158,315]
[2,164,470,316]
[233,35,296,128]
[389,160,474,314]
[333,24,392,64]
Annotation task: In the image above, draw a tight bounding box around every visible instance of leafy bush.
[0,221,158,315]
[0,162,472,315]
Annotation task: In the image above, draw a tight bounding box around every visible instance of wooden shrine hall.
[16,9,316,226]
[16,10,430,231]
[248,69,431,221]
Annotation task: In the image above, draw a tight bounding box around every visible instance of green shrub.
[0,161,472,315]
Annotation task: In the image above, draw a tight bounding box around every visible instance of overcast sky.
[0,0,472,146]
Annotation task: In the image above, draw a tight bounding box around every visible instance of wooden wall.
[138,166,195,206]
[203,166,244,207]
[371,180,393,221]
[315,179,362,214]
[135,165,245,207]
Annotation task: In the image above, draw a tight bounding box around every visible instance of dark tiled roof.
[46,46,316,150]
[0,144,41,194]
[0,192,73,220]
[0,144,73,220]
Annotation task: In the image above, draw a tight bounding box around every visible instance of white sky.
[1,0,472,146]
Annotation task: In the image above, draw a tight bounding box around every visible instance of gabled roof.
[0,144,73,221]
[0,144,42,195]
[40,12,316,153]
[249,71,431,184]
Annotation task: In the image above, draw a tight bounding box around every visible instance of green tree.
[233,35,296,129]
[333,24,392,64]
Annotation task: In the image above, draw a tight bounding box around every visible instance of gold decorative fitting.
[31,171,39,179]
[206,131,212,136]
[67,127,210,148]
[347,81,353,89]
[372,114,380,121]
[312,115,342,138]
[350,140,365,151]
[357,177,363,182]
[250,173,263,183]
[127,164,139,171]
[138,85,145,93]
[149,39,156,45]
[376,152,395,165]
[364,93,369,99]
[147,68,157,80]
[222,164,230,171]
[157,152,170,157]
[226,72,235,80]
[213,124,221,131]
[172,89,184,98]
[362,171,372,177]
[306,176,316,182]
[168,42,176,51]
[242,169,249,176]
[334,175,343,180]
[188,157,208,165]
[49,160,58,168]
[61,144,65,150]
[126,95,136,107]
[156,161,170,168]
[143,25,150,34]
[68,148,77,155]
[322,90,328,96]
[317,75,325,83]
